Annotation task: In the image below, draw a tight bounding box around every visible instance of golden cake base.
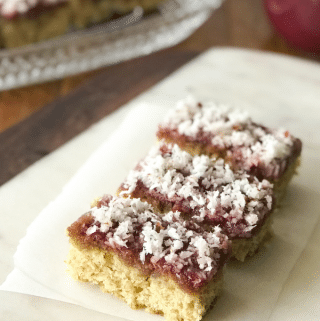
[66,241,224,321]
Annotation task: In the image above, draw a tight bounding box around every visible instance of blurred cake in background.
[0,0,165,48]
[71,0,164,28]
[0,0,71,48]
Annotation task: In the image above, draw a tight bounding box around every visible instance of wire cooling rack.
[0,0,223,90]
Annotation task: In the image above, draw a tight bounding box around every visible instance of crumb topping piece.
[120,142,274,238]
[157,96,301,180]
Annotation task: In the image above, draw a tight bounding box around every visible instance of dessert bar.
[71,0,164,28]
[119,142,275,261]
[157,97,302,201]
[0,0,164,48]
[66,195,230,321]
[66,97,302,320]
[0,0,72,48]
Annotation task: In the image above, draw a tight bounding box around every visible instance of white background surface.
[1,48,320,320]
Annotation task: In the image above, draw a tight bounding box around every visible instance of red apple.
[264,0,320,53]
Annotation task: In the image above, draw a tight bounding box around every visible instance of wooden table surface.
[0,0,319,186]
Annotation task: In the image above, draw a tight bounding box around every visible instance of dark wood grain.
[0,50,198,186]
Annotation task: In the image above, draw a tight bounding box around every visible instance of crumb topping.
[157,96,301,180]
[0,0,67,16]
[69,195,229,291]
[120,142,274,238]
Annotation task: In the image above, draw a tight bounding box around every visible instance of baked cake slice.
[0,0,72,48]
[157,97,302,202]
[71,0,164,29]
[0,0,164,48]
[119,142,275,261]
[66,195,230,321]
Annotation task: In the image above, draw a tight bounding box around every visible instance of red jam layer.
[119,142,274,240]
[67,195,230,294]
[157,97,302,182]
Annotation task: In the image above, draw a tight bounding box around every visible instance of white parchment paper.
[1,101,320,321]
